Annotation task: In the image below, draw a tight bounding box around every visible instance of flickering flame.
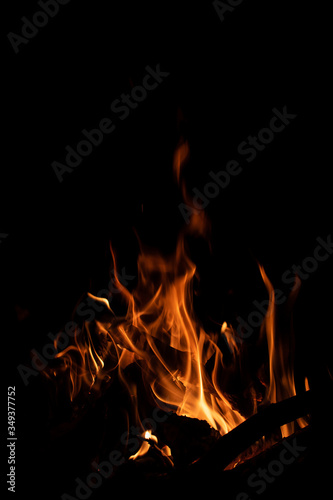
[129,430,158,460]
[305,377,310,391]
[48,139,309,463]
[259,264,297,405]
[259,264,309,437]
[173,139,189,186]
[118,237,244,435]
[173,138,211,238]
[51,234,245,436]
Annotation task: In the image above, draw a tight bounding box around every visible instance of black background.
[1,1,331,499]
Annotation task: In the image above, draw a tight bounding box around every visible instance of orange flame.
[117,236,245,434]
[47,139,309,459]
[173,139,211,238]
[51,234,244,436]
[259,264,308,437]
[129,430,158,460]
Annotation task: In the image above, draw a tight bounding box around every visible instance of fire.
[50,233,245,436]
[47,139,309,463]
[129,429,174,466]
[258,265,308,437]
[129,431,158,460]
[173,138,211,238]
[115,235,245,435]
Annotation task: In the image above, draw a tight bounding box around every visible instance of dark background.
[1,1,331,498]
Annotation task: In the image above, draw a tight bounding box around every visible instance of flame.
[259,264,296,407]
[173,139,189,186]
[116,237,245,435]
[50,233,244,436]
[47,139,309,462]
[259,264,308,437]
[129,429,174,466]
[54,321,106,401]
[173,139,211,238]
[305,377,310,391]
[129,430,158,460]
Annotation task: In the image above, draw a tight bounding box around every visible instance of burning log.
[108,414,314,500]
[189,390,313,473]
[109,391,312,493]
